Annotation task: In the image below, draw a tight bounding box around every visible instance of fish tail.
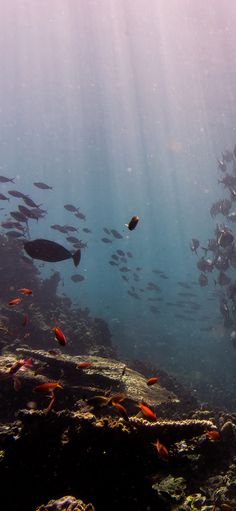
[72,249,81,267]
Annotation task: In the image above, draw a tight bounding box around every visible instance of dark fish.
[5,230,24,238]
[51,224,68,233]
[177,282,191,289]
[66,236,79,244]
[18,205,40,220]
[64,225,78,232]
[117,249,125,256]
[83,228,91,233]
[103,227,110,235]
[74,211,86,220]
[8,190,27,198]
[120,266,131,272]
[126,251,133,258]
[0,193,9,201]
[64,204,78,212]
[110,229,123,239]
[216,271,231,286]
[22,196,41,208]
[24,239,81,266]
[10,211,28,223]
[2,221,24,229]
[0,175,14,183]
[34,182,52,190]
[101,237,112,244]
[121,275,129,282]
[109,261,118,266]
[73,240,88,249]
[125,215,140,231]
[190,238,199,255]
[71,274,85,282]
[159,274,168,279]
[128,290,140,299]
[111,254,119,261]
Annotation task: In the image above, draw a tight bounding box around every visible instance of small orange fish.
[52,326,67,346]
[112,401,129,421]
[206,430,220,441]
[137,402,157,421]
[76,361,93,369]
[8,297,22,306]
[8,357,33,375]
[18,288,33,295]
[152,439,169,460]
[125,215,140,231]
[146,377,159,386]
[33,382,63,393]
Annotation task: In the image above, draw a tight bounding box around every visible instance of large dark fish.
[33,182,53,190]
[110,229,123,239]
[24,239,81,266]
[8,190,27,198]
[64,204,78,212]
[0,175,15,183]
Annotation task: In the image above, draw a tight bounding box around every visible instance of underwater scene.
[1,1,236,510]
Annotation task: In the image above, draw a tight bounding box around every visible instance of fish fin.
[72,249,81,267]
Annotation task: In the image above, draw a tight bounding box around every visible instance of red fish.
[152,439,169,460]
[33,382,62,393]
[146,377,159,386]
[52,326,67,346]
[112,401,129,421]
[18,288,33,295]
[8,297,22,306]
[8,358,33,375]
[206,430,220,441]
[76,361,93,369]
[137,402,157,421]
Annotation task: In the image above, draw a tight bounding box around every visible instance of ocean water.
[1,0,236,408]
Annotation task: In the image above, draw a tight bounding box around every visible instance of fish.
[199,273,208,287]
[111,401,129,421]
[18,288,33,295]
[146,377,159,386]
[66,236,79,244]
[33,382,63,392]
[0,193,9,201]
[117,249,125,256]
[152,439,169,460]
[8,298,22,306]
[52,326,67,346]
[8,190,27,198]
[101,237,112,244]
[0,175,15,183]
[74,211,86,220]
[125,215,140,231]
[8,358,33,375]
[64,225,78,232]
[33,182,53,190]
[103,227,110,235]
[24,239,81,266]
[137,402,157,421]
[22,196,41,208]
[5,231,24,238]
[64,204,79,212]
[82,228,91,233]
[76,362,93,369]
[10,211,28,222]
[126,251,133,258]
[206,430,220,441]
[71,274,85,283]
[110,229,123,239]
[109,261,118,266]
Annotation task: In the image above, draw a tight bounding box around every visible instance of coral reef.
[35,495,95,511]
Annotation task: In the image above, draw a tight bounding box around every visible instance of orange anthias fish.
[137,402,157,421]
[8,297,22,306]
[52,326,67,346]
[152,439,169,460]
[146,377,159,386]
[76,361,93,369]
[33,382,63,393]
[112,401,129,421]
[18,288,33,295]
[206,430,220,441]
[8,358,33,375]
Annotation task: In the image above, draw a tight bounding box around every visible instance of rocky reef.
[0,349,236,511]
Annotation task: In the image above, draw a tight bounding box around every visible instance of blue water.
[1,0,236,407]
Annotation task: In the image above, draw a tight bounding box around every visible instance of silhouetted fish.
[0,193,9,201]
[64,204,78,212]
[33,182,53,190]
[24,239,81,266]
[110,229,123,239]
[101,237,112,244]
[8,190,27,198]
[71,274,85,282]
[0,175,14,183]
